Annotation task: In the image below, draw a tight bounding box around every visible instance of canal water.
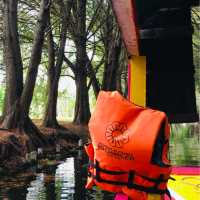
[0,155,114,200]
[0,124,199,200]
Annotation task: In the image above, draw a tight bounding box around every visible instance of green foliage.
[0,1,199,124]
[192,7,200,114]
[192,7,200,92]
[170,124,200,166]
[0,86,5,115]
[55,179,62,200]
[30,74,48,119]
[29,69,76,120]
[170,124,191,139]
[89,87,96,112]
[57,88,75,121]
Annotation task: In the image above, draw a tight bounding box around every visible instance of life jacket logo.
[105,122,129,148]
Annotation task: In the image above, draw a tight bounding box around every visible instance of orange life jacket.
[85,91,172,200]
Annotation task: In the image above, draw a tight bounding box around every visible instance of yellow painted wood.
[129,56,146,107]
[129,56,163,200]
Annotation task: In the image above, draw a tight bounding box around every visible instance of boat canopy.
[111,0,199,123]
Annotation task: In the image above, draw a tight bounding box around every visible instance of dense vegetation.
[0,0,127,125]
[0,1,199,134]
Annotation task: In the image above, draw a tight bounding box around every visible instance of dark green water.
[0,156,114,200]
[0,126,199,200]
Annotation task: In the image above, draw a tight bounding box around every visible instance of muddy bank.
[0,123,89,175]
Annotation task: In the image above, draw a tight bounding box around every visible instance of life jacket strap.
[89,160,169,183]
[88,160,171,196]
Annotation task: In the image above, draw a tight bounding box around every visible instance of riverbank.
[0,121,89,175]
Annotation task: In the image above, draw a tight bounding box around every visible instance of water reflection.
[26,174,46,200]
[85,187,114,200]
[0,157,113,200]
[0,157,77,200]
[55,158,75,200]
[0,128,199,200]
[25,157,76,200]
[27,157,115,200]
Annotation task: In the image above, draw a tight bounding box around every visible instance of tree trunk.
[100,3,123,92]
[43,80,60,128]
[74,68,91,125]
[1,86,8,122]
[2,0,23,128]
[102,33,122,91]
[117,45,128,96]
[42,14,57,127]
[73,48,91,124]
[73,0,91,124]
[86,56,100,98]
[2,0,50,148]
[43,0,71,128]
[90,69,100,98]
[20,0,51,117]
